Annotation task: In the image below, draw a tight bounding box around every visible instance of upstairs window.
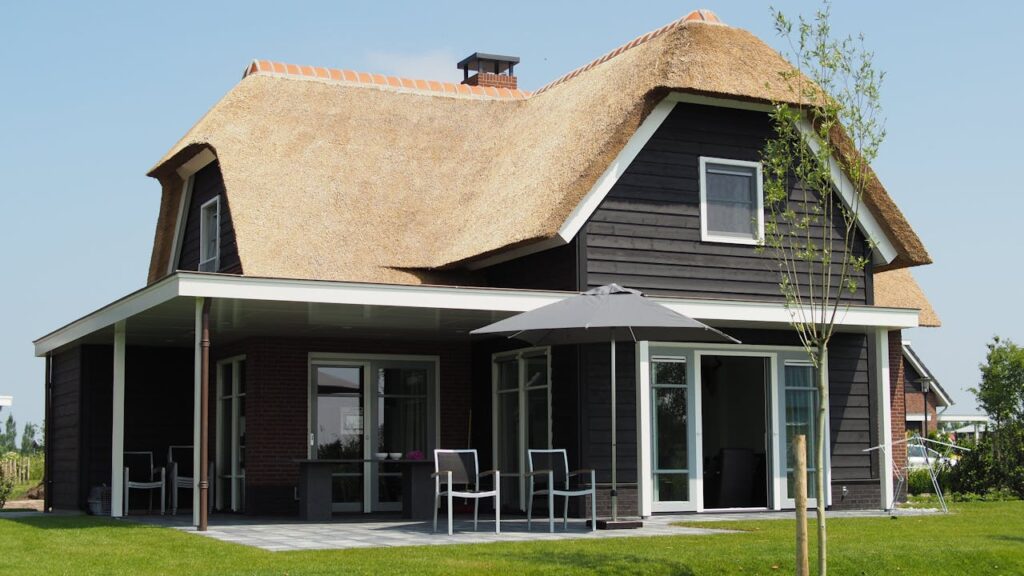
[699,157,764,245]
[199,197,220,272]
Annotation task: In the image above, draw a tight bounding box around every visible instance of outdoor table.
[294,459,435,521]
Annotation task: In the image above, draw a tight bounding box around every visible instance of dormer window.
[699,157,764,245]
[199,197,220,272]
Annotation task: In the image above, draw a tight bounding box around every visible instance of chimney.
[457,52,519,90]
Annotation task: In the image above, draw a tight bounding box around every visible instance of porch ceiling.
[50,296,514,352]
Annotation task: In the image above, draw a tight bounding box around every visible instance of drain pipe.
[199,298,211,531]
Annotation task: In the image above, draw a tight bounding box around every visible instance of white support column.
[875,328,894,510]
[193,297,204,526]
[111,321,126,518]
[635,341,652,518]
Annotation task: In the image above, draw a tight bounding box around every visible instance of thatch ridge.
[874,268,940,327]
[146,16,933,308]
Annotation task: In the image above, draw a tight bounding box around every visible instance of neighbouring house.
[901,342,952,436]
[35,10,940,526]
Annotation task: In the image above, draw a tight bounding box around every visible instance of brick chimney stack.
[457,52,519,90]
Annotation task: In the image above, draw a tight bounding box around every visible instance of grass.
[1,502,1022,575]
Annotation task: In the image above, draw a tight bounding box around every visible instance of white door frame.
[308,352,440,513]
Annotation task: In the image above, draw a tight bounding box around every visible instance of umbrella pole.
[610,339,617,522]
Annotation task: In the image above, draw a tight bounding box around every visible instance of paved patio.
[133,507,940,552]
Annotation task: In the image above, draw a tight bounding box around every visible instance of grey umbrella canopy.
[472,284,739,522]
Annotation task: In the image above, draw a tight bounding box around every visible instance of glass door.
[216,356,246,512]
[493,348,550,511]
[313,364,367,512]
[311,357,436,513]
[372,362,432,511]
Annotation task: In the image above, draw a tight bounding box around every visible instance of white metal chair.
[432,449,500,535]
[527,448,596,532]
[123,451,165,515]
[167,445,213,515]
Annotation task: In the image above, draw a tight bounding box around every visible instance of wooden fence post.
[795,434,810,576]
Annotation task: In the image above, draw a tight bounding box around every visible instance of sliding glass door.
[310,355,436,513]
[782,362,821,507]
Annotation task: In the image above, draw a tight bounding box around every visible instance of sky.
[1,1,1021,433]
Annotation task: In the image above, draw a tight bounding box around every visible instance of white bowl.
[388,452,403,460]
[375,452,388,460]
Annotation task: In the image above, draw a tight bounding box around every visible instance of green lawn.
[1,502,1022,575]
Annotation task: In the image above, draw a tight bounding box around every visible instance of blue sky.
[1,1,1021,431]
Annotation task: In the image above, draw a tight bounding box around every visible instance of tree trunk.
[816,342,829,575]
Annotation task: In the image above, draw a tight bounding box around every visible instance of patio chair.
[432,449,500,535]
[123,451,165,515]
[526,449,596,532]
[167,446,214,515]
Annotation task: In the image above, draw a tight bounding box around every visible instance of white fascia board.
[175,273,567,313]
[177,273,918,328]
[796,119,898,265]
[651,296,919,330]
[35,272,920,357]
[33,275,180,357]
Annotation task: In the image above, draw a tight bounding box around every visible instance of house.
[34,10,940,527]
[900,342,952,436]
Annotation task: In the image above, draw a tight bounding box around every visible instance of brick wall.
[830,479,881,510]
[904,391,939,435]
[463,72,517,89]
[212,336,472,515]
[888,330,907,492]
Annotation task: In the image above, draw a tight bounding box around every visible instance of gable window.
[199,197,220,272]
[699,157,764,245]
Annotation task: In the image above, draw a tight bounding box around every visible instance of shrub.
[0,469,13,508]
[908,469,934,495]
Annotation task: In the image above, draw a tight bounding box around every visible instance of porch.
[34,272,919,525]
[132,507,937,551]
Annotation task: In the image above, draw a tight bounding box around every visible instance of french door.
[492,348,551,511]
[310,355,436,513]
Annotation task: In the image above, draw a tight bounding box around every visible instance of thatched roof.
[146,11,934,312]
[874,268,940,327]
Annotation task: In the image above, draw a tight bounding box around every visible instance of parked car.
[907,444,954,469]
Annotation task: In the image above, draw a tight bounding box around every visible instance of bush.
[0,469,13,508]
[908,468,937,495]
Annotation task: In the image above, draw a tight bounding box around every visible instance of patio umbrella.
[471,284,739,523]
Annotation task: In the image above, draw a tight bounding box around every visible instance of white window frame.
[199,197,220,272]
[215,355,246,512]
[698,156,764,245]
[780,359,828,509]
[491,347,552,511]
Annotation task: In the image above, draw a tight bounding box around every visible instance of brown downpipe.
[199,298,211,531]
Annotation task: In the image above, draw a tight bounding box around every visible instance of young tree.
[761,3,885,574]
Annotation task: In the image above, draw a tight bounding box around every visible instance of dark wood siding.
[718,329,875,481]
[49,347,82,510]
[584,103,871,303]
[177,160,241,274]
[483,240,579,291]
[827,333,875,481]
[579,342,637,485]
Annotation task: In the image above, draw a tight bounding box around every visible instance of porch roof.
[34,271,922,357]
